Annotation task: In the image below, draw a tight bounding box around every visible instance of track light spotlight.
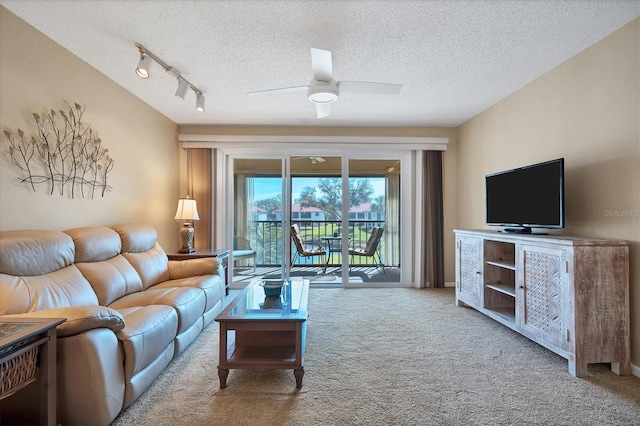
[175,78,189,99]
[195,92,205,112]
[136,53,153,79]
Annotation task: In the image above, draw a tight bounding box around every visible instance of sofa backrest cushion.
[65,226,121,262]
[0,229,99,314]
[0,266,99,315]
[112,223,157,253]
[64,225,145,305]
[0,229,75,276]
[75,255,143,306]
[112,224,170,289]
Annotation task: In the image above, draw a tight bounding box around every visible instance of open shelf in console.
[483,239,516,323]
[486,283,515,297]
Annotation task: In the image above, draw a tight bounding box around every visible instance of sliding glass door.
[290,156,342,285]
[346,159,401,285]
[229,153,405,287]
[232,158,287,284]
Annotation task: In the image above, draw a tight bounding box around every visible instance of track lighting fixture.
[135,43,206,112]
[175,78,189,99]
[136,53,153,79]
[195,92,206,112]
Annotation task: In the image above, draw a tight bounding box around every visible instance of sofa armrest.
[168,257,219,280]
[4,306,125,337]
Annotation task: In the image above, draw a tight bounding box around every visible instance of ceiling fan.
[293,156,325,164]
[247,48,402,118]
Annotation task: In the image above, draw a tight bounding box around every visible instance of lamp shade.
[174,198,200,221]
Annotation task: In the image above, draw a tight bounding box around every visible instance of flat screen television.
[485,158,564,234]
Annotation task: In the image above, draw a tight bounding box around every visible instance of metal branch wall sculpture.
[3,102,114,198]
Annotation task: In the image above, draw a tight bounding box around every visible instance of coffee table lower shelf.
[229,344,297,364]
[218,330,306,389]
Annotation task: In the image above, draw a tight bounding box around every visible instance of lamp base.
[178,223,196,254]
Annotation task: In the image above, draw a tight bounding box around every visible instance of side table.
[168,249,230,295]
[0,317,66,426]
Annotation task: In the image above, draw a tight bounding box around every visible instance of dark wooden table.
[168,248,230,294]
[216,279,309,389]
[0,317,66,426]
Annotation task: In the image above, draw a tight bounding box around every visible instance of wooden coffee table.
[215,279,309,389]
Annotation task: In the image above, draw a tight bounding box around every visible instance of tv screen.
[485,158,564,233]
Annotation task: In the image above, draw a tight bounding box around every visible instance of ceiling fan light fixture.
[247,48,401,118]
[307,79,338,104]
[308,90,338,103]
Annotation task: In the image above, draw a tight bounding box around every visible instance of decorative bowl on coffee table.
[260,280,283,297]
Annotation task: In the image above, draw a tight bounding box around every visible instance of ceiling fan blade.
[338,81,402,95]
[247,86,309,96]
[316,102,331,118]
[311,48,333,81]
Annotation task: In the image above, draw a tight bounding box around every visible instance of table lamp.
[174,196,199,253]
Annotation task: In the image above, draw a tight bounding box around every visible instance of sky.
[252,177,386,202]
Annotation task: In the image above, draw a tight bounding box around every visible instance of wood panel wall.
[187,149,212,249]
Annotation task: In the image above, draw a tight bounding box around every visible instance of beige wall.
[457,19,640,367]
[0,7,182,251]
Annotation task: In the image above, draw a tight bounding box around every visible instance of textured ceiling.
[2,0,639,127]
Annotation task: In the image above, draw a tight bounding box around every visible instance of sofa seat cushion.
[153,274,224,315]
[109,287,206,334]
[114,305,177,380]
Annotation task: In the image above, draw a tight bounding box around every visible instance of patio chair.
[233,235,257,271]
[349,226,385,272]
[291,224,326,265]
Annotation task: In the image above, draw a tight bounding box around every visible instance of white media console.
[454,229,630,377]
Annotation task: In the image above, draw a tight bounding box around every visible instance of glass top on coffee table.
[221,278,309,321]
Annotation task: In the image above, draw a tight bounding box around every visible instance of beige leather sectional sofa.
[0,224,225,425]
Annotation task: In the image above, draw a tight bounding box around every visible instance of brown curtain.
[422,151,444,288]
[187,148,212,249]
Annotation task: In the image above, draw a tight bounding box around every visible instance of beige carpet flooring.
[111,288,640,426]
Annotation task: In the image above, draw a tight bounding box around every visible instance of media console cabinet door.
[456,236,483,308]
[518,244,569,351]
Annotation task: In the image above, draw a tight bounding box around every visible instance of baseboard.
[445,281,455,288]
